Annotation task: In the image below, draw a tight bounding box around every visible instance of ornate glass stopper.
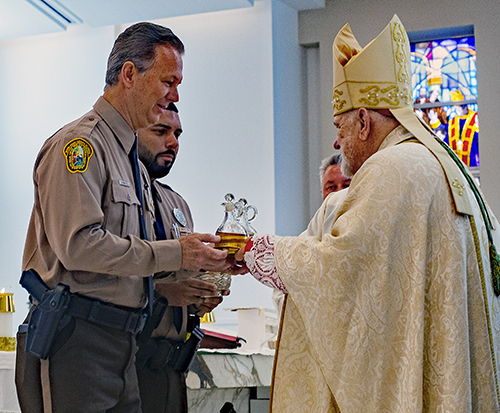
[235,198,258,237]
[214,193,248,254]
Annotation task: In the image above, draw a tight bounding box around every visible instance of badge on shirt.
[63,138,94,173]
[173,208,187,227]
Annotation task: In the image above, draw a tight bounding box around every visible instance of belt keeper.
[124,311,137,333]
[88,300,100,322]
[138,313,147,333]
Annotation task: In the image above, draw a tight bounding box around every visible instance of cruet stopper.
[214,193,248,254]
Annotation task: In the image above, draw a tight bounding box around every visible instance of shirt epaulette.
[156,181,187,201]
[63,112,102,141]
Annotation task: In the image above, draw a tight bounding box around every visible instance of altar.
[0,349,274,413]
[0,351,18,413]
[187,348,273,413]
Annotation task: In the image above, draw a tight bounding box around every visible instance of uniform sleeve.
[34,135,181,277]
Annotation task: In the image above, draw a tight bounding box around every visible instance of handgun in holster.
[20,269,71,360]
[168,314,205,373]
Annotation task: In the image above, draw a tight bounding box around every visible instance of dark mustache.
[158,149,176,157]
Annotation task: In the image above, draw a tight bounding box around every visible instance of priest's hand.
[234,246,245,262]
[229,248,248,275]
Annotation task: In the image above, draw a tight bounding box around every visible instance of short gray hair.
[105,22,184,88]
[319,153,342,183]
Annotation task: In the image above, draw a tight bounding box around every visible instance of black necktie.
[129,137,154,316]
[151,184,183,333]
[151,184,167,240]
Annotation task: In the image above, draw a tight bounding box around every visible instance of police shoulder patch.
[63,138,94,173]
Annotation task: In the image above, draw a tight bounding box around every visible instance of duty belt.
[21,269,147,335]
[64,293,147,334]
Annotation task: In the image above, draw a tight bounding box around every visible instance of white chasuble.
[271,127,500,412]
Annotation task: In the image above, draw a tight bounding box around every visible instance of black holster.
[135,291,169,369]
[20,269,71,360]
[137,314,204,373]
[20,269,147,359]
[168,322,204,373]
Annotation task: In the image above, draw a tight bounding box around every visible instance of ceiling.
[0,0,324,41]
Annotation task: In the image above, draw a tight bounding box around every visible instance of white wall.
[152,3,278,329]
[298,0,500,217]
[0,24,115,330]
[0,0,306,332]
[271,0,309,236]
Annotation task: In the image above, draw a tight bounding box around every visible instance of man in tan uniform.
[16,22,230,413]
[135,103,224,413]
[236,15,500,412]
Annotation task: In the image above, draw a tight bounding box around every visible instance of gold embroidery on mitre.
[332,15,413,116]
[392,22,410,84]
[63,138,94,173]
[333,89,347,111]
[382,85,411,106]
[359,86,380,106]
[358,84,412,107]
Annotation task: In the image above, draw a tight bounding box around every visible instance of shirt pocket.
[104,180,141,237]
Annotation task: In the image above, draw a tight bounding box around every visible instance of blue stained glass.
[411,36,476,101]
[410,33,479,168]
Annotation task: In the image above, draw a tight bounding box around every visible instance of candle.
[0,288,15,337]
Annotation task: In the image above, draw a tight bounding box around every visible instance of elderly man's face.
[333,111,362,178]
[131,45,183,131]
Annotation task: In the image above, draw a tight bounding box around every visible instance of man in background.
[136,103,225,413]
[273,153,352,317]
[319,153,351,200]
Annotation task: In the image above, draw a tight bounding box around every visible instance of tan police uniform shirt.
[151,180,194,340]
[22,96,183,308]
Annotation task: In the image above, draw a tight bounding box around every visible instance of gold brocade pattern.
[392,21,410,84]
[358,85,411,107]
[470,215,500,405]
[273,127,500,412]
[332,15,413,116]
[271,296,340,413]
[332,89,346,112]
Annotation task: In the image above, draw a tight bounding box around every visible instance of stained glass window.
[409,26,479,171]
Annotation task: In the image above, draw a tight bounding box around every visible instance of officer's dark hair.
[105,22,184,89]
[167,103,178,113]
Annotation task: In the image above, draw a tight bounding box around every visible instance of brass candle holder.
[200,312,216,324]
[0,290,16,351]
